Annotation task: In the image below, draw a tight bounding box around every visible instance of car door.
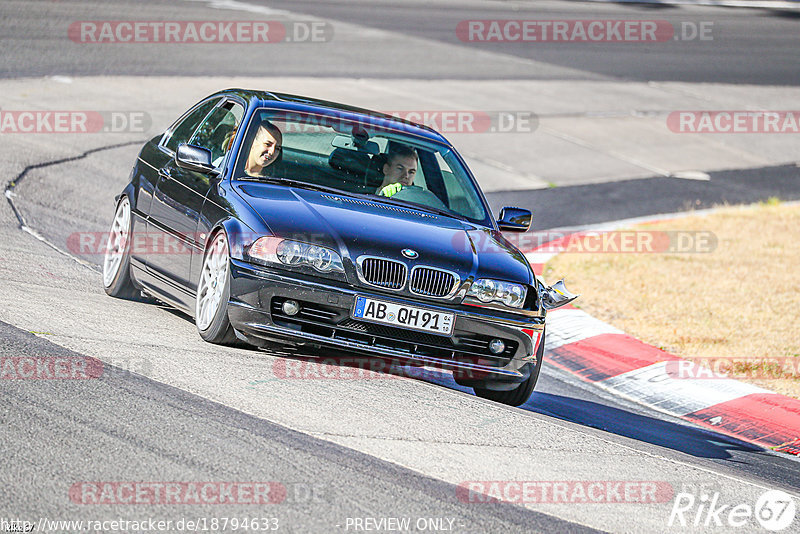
[145,97,219,291]
[147,99,244,291]
[127,136,171,270]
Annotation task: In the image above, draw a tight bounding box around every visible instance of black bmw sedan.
[102,89,574,406]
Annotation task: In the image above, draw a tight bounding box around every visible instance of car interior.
[231,112,487,222]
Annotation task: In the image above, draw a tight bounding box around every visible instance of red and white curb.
[526,231,800,455]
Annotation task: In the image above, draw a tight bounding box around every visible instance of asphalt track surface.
[487,163,800,229]
[3,1,800,533]
[1,0,799,84]
[237,0,800,85]
[1,320,592,533]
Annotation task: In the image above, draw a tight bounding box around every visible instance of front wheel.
[195,230,236,344]
[473,329,545,407]
[102,196,138,299]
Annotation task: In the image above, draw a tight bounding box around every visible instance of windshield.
[233,108,491,225]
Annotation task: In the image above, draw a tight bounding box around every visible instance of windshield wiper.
[377,196,470,222]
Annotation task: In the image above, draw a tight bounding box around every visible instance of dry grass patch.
[544,201,800,399]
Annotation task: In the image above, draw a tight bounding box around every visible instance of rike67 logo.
[669,490,796,531]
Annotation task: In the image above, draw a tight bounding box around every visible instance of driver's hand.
[379,182,403,197]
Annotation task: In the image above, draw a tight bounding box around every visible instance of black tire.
[102,196,139,299]
[473,328,545,407]
[195,230,237,345]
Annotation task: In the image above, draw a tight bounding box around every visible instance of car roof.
[211,88,450,145]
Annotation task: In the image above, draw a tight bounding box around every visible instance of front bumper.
[227,259,545,384]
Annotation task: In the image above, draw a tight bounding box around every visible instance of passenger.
[376,145,417,197]
[245,120,283,177]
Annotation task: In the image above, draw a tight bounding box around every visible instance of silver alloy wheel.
[196,232,229,331]
[102,197,131,288]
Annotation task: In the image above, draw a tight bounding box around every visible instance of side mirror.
[497,207,532,232]
[175,144,217,174]
[539,279,579,310]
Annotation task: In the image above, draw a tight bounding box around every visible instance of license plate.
[352,296,454,336]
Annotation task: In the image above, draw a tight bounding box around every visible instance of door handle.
[158,169,172,179]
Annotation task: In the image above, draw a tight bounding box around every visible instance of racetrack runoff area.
[2,75,800,194]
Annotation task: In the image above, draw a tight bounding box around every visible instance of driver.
[245,119,283,177]
[376,145,417,197]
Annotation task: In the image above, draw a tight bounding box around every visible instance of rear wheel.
[473,329,545,407]
[102,196,138,299]
[195,230,237,344]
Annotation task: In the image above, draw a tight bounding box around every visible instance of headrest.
[329,148,372,175]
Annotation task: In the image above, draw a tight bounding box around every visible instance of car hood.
[234,183,533,286]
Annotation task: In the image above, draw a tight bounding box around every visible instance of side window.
[189,101,245,166]
[163,98,219,153]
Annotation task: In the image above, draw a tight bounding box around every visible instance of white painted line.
[184,0,298,17]
[48,76,73,84]
[599,361,770,416]
[184,0,601,82]
[530,199,800,243]
[545,308,623,350]
[670,170,711,181]
[540,126,672,178]
[586,0,800,8]
[20,225,100,272]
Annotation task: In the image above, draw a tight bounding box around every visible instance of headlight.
[248,237,344,274]
[466,278,527,309]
